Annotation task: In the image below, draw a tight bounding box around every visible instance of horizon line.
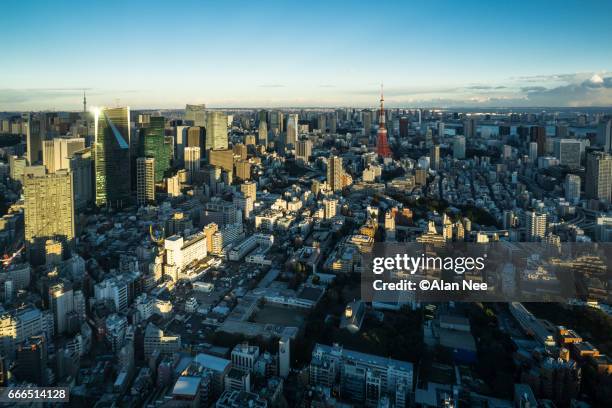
[2,105,612,113]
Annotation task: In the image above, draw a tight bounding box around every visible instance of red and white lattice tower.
[376,84,392,158]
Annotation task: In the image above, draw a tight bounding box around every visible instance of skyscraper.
[317,114,326,133]
[136,157,155,206]
[453,136,466,159]
[438,121,445,138]
[42,137,85,173]
[24,170,75,263]
[529,142,539,162]
[185,104,206,127]
[69,148,93,211]
[362,110,372,136]
[430,145,440,170]
[139,116,170,182]
[564,174,581,203]
[174,125,189,165]
[425,127,433,148]
[585,151,612,203]
[554,139,581,169]
[94,107,131,208]
[268,111,283,136]
[184,147,201,182]
[205,111,228,151]
[463,118,476,138]
[327,155,343,192]
[329,113,337,134]
[530,126,547,156]
[258,120,268,147]
[375,87,392,158]
[286,114,298,148]
[24,113,43,165]
[296,139,312,163]
[597,119,612,152]
[399,117,409,138]
[187,126,204,149]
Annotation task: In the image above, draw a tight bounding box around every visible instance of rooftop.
[314,343,413,372]
[194,353,231,373]
[172,376,200,397]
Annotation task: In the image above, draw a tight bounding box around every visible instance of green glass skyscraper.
[94,107,131,208]
[139,116,170,182]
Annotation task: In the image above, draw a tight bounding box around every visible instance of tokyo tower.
[376,84,392,158]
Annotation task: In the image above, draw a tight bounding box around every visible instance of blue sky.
[1,0,612,110]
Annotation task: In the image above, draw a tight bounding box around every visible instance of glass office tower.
[139,116,170,182]
[94,107,131,208]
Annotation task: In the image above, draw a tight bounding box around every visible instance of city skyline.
[1,2,612,406]
[2,0,612,110]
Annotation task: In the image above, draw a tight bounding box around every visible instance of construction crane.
[2,243,24,267]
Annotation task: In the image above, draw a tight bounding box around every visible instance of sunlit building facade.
[94,107,131,208]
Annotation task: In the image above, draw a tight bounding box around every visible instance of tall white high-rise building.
[167,174,181,197]
[42,137,85,173]
[524,211,547,242]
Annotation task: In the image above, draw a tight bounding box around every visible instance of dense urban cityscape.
[2,1,612,407]
[0,95,611,407]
